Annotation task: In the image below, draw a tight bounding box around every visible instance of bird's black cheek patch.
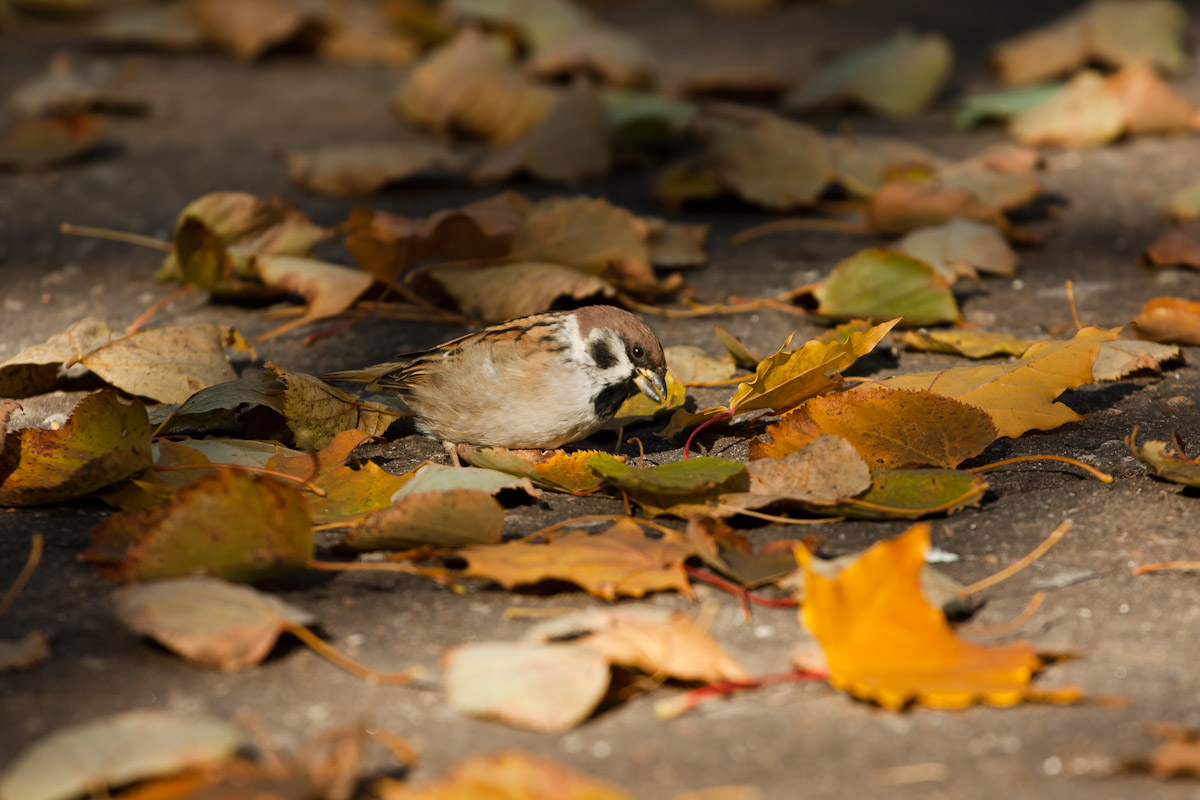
[592,380,635,420]
[588,338,618,369]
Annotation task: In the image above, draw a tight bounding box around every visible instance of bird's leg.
[443,441,462,467]
[613,426,625,454]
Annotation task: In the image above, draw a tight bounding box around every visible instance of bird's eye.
[631,345,644,359]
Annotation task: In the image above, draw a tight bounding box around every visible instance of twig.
[1065,279,1084,331]
[282,622,421,685]
[654,669,828,719]
[966,454,1113,483]
[60,222,173,252]
[1133,561,1200,576]
[683,565,798,608]
[960,591,1046,637]
[957,519,1072,597]
[0,534,43,617]
[127,284,195,334]
[711,505,843,525]
[152,463,327,496]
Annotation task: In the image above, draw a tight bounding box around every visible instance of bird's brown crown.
[572,305,666,372]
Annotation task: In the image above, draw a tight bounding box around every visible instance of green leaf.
[825,469,987,519]
[588,454,747,516]
[813,248,961,327]
[956,83,1065,128]
[336,489,506,552]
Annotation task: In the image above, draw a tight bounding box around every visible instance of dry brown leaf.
[866,180,1007,235]
[431,263,615,323]
[739,435,872,505]
[112,576,316,670]
[799,523,1083,710]
[252,255,375,339]
[751,385,999,469]
[376,751,635,800]
[828,134,942,197]
[1106,63,1200,135]
[1133,297,1200,345]
[1009,70,1126,148]
[189,0,327,61]
[285,140,463,196]
[1142,221,1200,270]
[885,326,1119,438]
[461,519,696,600]
[894,217,1018,280]
[0,114,106,169]
[394,29,556,145]
[337,489,505,551]
[1093,339,1182,380]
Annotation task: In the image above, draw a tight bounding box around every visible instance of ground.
[3,1,1200,798]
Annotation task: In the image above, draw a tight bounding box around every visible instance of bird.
[322,305,668,451]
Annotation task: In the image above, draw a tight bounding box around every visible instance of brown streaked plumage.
[322,306,667,449]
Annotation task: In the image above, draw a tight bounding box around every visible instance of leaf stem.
[711,505,843,525]
[960,591,1046,637]
[683,565,798,608]
[957,519,1072,597]
[1133,561,1200,576]
[60,222,173,251]
[967,454,1112,483]
[282,622,421,685]
[682,408,735,460]
[0,534,43,618]
[654,669,828,720]
[731,217,870,246]
[127,284,195,334]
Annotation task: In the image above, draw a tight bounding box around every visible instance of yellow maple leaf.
[796,523,1082,710]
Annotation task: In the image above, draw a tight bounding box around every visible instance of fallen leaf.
[685,516,804,588]
[866,179,1007,235]
[429,262,615,322]
[8,51,148,119]
[394,29,556,145]
[1105,63,1200,135]
[1093,339,1182,380]
[0,318,243,402]
[336,489,505,551]
[1009,70,1126,148]
[1128,724,1200,778]
[659,103,834,210]
[316,1,419,65]
[83,470,313,582]
[112,576,316,670]
[827,134,942,197]
[454,446,614,493]
[1166,182,1200,219]
[0,113,105,169]
[602,88,698,149]
[0,391,151,507]
[509,195,656,291]
[664,319,898,436]
[376,751,635,800]
[901,329,1033,359]
[811,248,961,326]
[461,518,696,600]
[666,346,737,384]
[526,23,654,87]
[0,631,51,673]
[645,218,709,268]
[442,0,587,48]
[956,83,1066,129]
[189,0,327,61]
[993,0,1187,86]
[738,435,872,505]
[474,79,611,183]
[1142,222,1200,271]
[798,523,1081,709]
[786,29,953,117]
[251,255,375,338]
[161,191,330,289]
[261,362,395,450]
[607,370,687,429]
[828,468,987,519]
[285,140,464,196]
[0,710,240,800]
[1132,296,1200,344]
[588,454,748,517]
[751,385,998,469]
[443,641,612,733]
[393,464,539,501]
[88,4,207,51]
[529,606,751,684]
[1126,427,1200,488]
[342,191,530,280]
[894,218,1018,281]
[885,327,1119,438]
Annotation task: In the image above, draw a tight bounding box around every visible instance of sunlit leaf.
[1127,428,1200,488]
[336,490,505,552]
[736,435,872,505]
[0,391,151,507]
[663,318,898,436]
[454,446,613,493]
[84,470,312,582]
[1093,339,1181,380]
[393,464,539,501]
[461,519,696,600]
[589,454,748,517]
[751,385,998,469]
[1009,70,1125,148]
[252,255,375,338]
[189,0,325,61]
[1105,63,1200,135]
[956,83,1065,129]
[1132,296,1200,345]
[112,576,316,670]
[866,179,1007,235]
[786,29,953,117]
[608,370,687,429]
[894,218,1018,281]
[798,523,1081,709]
[901,329,1033,359]
[376,751,635,800]
[827,134,941,197]
[0,710,240,800]
[813,248,960,326]
[825,468,987,519]
[1142,222,1200,272]
[885,327,1119,438]
[261,363,395,450]
[665,346,736,384]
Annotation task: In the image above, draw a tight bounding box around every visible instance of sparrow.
[322,305,668,450]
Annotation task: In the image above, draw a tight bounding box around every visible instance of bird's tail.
[321,362,407,388]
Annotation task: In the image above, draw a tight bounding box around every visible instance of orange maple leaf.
[796,523,1082,710]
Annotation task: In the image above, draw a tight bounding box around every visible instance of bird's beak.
[634,368,667,404]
